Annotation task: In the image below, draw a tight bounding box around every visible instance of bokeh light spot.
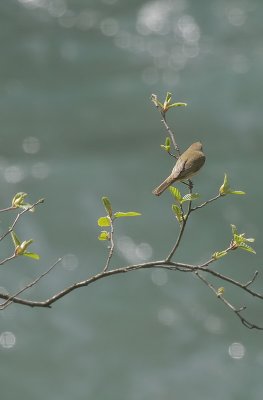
[76,10,98,31]
[58,11,76,29]
[158,307,177,326]
[100,18,119,37]
[22,136,40,154]
[183,43,199,58]
[62,254,79,271]
[135,242,153,261]
[151,269,168,286]
[47,0,67,18]
[18,0,41,9]
[226,7,246,26]
[136,0,172,35]
[177,14,200,43]
[0,331,16,349]
[114,31,132,49]
[117,236,140,263]
[228,342,245,359]
[4,165,25,183]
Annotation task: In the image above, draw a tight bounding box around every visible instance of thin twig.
[0,254,16,267]
[0,206,16,212]
[190,194,221,212]
[0,256,262,331]
[199,266,263,300]
[167,259,263,300]
[244,271,258,288]
[0,198,44,243]
[151,95,180,156]
[161,112,181,156]
[0,260,166,307]
[0,258,62,309]
[165,218,187,262]
[165,180,193,262]
[195,270,263,330]
[104,218,114,272]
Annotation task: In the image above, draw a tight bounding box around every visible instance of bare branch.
[243,271,259,288]
[0,254,16,266]
[0,252,261,331]
[103,218,114,272]
[165,181,193,262]
[0,260,194,308]
[190,193,222,212]
[0,206,16,212]
[161,113,181,157]
[199,266,263,300]
[0,258,62,310]
[165,218,188,262]
[195,270,263,330]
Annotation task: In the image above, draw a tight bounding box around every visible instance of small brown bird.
[152,141,206,196]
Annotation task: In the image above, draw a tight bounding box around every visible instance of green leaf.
[172,204,183,223]
[98,231,110,241]
[160,145,170,152]
[163,92,187,112]
[244,237,255,243]
[233,233,242,245]
[23,252,40,260]
[11,192,35,212]
[11,231,21,247]
[152,93,187,113]
[231,224,238,236]
[169,186,182,203]
[167,102,187,109]
[165,137,171,147]
[98,216,111,227]
[229,190,246,195]
[238,243,256,254]
[114,212,141,218]
[161,137,171,152]
[230,225,256,254]
[15,239,34,256]
[102,197,112,217]
[12,192,28,208]
[163,92,172,108]
[181,193,200,203]
[219,173,230,195]
[212,250,228,260]
[20,239,33,251]
[219,173,245,196]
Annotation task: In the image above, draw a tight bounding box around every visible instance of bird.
[152,141,206,196]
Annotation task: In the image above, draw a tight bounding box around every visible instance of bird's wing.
[172,157,187,179]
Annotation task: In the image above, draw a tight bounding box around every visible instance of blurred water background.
[1,0,263,399]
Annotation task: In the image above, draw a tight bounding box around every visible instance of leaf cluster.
[98,197,141,240]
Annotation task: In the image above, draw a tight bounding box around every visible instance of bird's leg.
[181,179,193,189]
[168,151,179,160]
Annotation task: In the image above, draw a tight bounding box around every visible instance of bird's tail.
[152,176,174,196]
